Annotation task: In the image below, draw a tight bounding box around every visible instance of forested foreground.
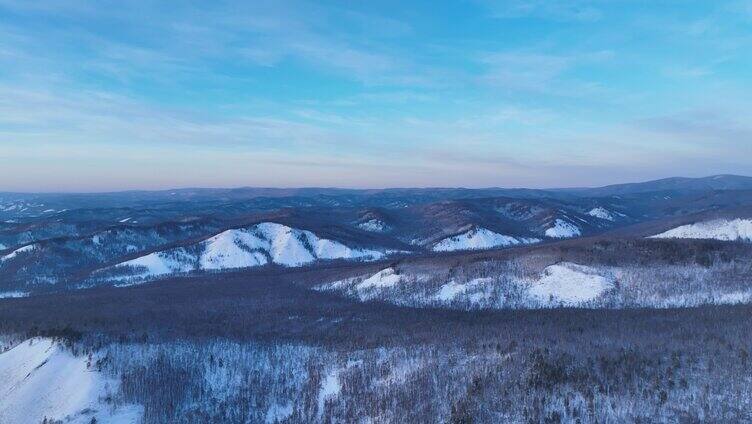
[1,271,751,423]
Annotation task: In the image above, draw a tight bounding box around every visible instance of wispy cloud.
[479,50,613,95]
[479,0,602,22]
[636,109,752,146]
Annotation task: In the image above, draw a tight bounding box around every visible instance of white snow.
[266,402,293,424]
[528,262,613,306]
[435,281,469,301]
[119,217,131,223]
[358,219,389,233]
[434,277,495,303]
[587,207,615,221]
[0,244,36,262]
[432,227,539,252]
[258,222,317,266]
[650,218,752,242]
[199,229,269,270]
[317,368,341,420]
[356,268,402,292]
[0,291,28,299]
[318,267,430,301]
[545,219,581,238]
[0,338,142,424]
[114,248,196,280]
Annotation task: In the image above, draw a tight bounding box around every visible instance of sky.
[0,0,751,192]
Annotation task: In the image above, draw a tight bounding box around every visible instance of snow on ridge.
[587,207,615,221]
[650,218,752,242]
[528,262,614,306]
[545,219,581,238]
[0,338,142,423]
[432,227,539,252]
[0,244,37,262]
[103,222,387,282]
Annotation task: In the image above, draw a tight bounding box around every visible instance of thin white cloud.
[479,0,603,22]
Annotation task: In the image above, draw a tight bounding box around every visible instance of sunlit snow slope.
[650,218,752,242]
[0,338,141,424]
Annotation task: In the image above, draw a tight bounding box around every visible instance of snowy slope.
[544,219,581,238]
[101,222,386,282]
[0,338,141,423]
[200,228,270,270]
[432,227,539,252]
[650,218,752,242]
[528,262,614,306]
[114,248,197,280]
[587,207,615,221]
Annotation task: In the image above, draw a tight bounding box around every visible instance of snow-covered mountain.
[650,218,752,242]
[431,227,539,252]
[98,222,388,283]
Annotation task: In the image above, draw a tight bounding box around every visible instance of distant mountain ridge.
[557,174,752,197]
[4,174,751,201]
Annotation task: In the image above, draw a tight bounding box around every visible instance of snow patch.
[266,402,293,424]
[358,219,390,233]
[650,218,752,242]
[317,368,341,420]
[587,207,615,221]
[432,227,539,252]
[0,291,28,299]
[545,219,581,238]
[529,262,613,306]
[435,281,469,301]
[356,268,402,292]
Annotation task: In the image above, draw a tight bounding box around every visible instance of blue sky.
[1,0,751,191]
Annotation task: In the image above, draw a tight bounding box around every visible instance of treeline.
[13,300,750,423]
